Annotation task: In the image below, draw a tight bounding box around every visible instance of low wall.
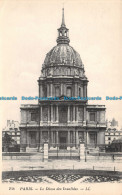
[2,152,43,160]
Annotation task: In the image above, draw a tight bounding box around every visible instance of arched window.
[67,87,72,97]
[55,86,60,97]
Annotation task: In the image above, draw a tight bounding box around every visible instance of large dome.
[40,8,86,79]
[43,44,83,68]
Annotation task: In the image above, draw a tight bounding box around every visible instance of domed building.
[20,9,106,155]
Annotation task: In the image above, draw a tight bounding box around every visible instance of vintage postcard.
[0,0,122,194]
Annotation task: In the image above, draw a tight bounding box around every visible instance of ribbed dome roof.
[43,44,83,67]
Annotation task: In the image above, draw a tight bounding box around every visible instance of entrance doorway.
[60,137,66,144]
[59,137,67,149]
[59,132,67,149]
[30,132,37,148]
[89,133,97,145]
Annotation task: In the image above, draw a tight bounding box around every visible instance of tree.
[2,132,15,152]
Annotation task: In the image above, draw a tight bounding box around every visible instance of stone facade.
[105,129,122,145]
[2,120,20,144]
[20,9,106,152]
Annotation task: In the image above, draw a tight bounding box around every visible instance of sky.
[0,0,122,129]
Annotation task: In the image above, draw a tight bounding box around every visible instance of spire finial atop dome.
[56,8,70,45]
[61,7,65,27]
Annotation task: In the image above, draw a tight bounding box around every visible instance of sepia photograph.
[0,0,122,194]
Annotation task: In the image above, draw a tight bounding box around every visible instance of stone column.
[81,85,83,97]
[36,131,39,148]
[67,131,70,150]
[47,84,49,97]
[26,131,30,152]
[75,83,78,97]
[54,131,56,144]
[63,84,66,96]
[85,131,87,146]
[97,111,100,123]
[50,131,54,149]
[73,105,75,122]
[83,106,86,121]
[86,85,87,97]
[56,131,58,144]
[51,131,53,143]
[39,130,43,151]
[26,131,29,148]
[56,105,59,122]
[76,106,78,122]
[40,131,42,143]
[40,106,43,124]
[68,106,70,123]
[50,83,53,97]
[40,84,43,97]
[76,131,79,148]
[51,105,53,123]
[48,106,50,123]
[61,83,63,95]
[83,85,87,98]
[87,132,89,144]
[72,131,76,149]
[47,130,49,141]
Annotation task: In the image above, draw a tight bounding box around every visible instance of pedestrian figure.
[112,154,114,160]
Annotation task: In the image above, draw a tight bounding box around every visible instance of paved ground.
[2,159,122,172]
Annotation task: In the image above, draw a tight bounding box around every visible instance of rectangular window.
[90,113,95,121]
[31,113,37,121]
[42,106,48,121]
[78,107,84,121]
[67,87,72,97]
[55,86,60,97]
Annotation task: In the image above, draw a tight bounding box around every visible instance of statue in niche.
[74,69,79,76]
